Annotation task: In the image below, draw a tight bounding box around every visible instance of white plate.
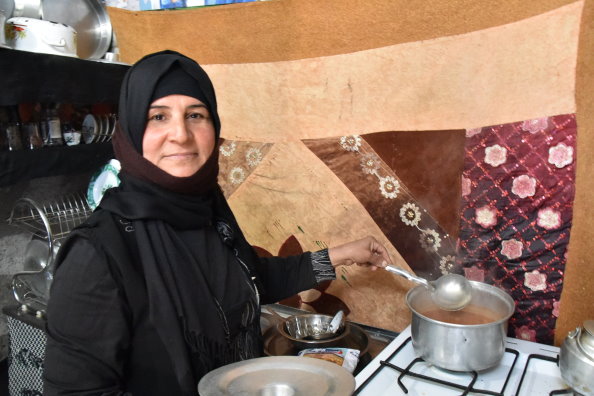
[100,114,111,142]
[198,356,355,396]
[95,114,105,143]
[86,159,121,210]
[82,114,98,144]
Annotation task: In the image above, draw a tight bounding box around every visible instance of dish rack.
[7,194,93,316]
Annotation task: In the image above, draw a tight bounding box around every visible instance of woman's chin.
[161,166,201,178]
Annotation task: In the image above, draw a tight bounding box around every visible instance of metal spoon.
[385,265,472,311]
[326,310,344,334]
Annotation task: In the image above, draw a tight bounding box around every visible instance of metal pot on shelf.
[559,320,594,395]
[0,10,6,47]
[406,280,515,371]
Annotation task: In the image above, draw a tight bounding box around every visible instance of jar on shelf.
[42,103,63,146]
[22,122,43,149]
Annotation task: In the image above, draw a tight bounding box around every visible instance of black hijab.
[98,50,261,392]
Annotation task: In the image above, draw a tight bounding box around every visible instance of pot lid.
[198,356,355,396]
[41,0,112,60]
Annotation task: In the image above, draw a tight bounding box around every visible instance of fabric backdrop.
[108,0,594,345]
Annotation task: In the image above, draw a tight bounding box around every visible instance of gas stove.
[354,326,574,396]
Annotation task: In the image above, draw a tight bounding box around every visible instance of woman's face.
[142,94,216,177]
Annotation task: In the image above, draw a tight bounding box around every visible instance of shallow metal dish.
[284,313,346,340]
[41,0,112,59]
[198,356,355,396]
[278,321,351,351]
[265,322,369,357]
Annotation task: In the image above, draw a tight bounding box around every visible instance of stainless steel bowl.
[277,314,349,350]
[283,313,346,340]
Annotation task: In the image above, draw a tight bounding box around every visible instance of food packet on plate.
[297,347,360,373]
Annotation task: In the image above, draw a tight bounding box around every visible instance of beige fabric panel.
[555,0,594,345]
[204,2,580,143]
[107,0,575,65]
[227,141,413,331]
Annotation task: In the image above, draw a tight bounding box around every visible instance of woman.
[43,50,392,395]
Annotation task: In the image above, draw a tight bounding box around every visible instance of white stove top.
[355,326,570,395]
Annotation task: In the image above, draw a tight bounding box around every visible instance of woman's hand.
[327,236,393,271]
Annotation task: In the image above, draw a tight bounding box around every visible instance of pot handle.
[41,36,66,48]
[385,265,433,289]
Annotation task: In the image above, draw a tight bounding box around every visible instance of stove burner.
[549,391,581,396]
[354,337,520,396]
[513,353,576,396]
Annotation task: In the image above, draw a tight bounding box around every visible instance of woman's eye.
[187,112,206,120]
[148,113,165,121]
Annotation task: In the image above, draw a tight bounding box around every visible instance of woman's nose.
[168,117,190,143]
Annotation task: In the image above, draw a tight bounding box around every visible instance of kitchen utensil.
[282,313,347,340]
[82,114,98,144]
[0,10,9,48]
[41,0,112,60]
[13,0,41,18]
[385,265,472,311]
[406,280,515,371]
[278,321,352,350]
[264,322,369,358]
[559,319,594,395]
[327,310,344,335]
[265,305,286,324]
[22,237,50,272]
[0,0,15,18]
[8,195,92,314]
[198,356,356,396]
[6,17,77,57]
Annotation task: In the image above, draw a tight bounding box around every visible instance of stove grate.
[354,337,520,396]
[513,353,574,396]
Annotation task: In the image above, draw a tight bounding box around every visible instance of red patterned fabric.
[459,114,577,344]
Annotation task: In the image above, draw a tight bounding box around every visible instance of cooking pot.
[406,280,515,371]
[559,320,594,395]
[0,10,8,48]
[13,0,42,18]
[6,17,77,57]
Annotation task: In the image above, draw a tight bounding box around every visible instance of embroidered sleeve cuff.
[311,249,336,283]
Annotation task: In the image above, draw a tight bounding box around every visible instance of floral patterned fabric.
[459,114,577,344]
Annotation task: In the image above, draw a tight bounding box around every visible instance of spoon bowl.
[385,265,472,311]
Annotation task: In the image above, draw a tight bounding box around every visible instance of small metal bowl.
[277,314,349,350]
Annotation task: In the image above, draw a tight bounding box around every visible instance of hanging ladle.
[385,265,472,311]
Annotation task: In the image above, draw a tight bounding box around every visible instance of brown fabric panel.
[555,0,594,345]
[303,135,457,280]
[107,0,575,65]
[364,130,466,240]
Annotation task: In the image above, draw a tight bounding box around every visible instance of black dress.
[43,209,334,395]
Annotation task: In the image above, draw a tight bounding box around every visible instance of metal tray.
[41,0,112,59]
[198,356,355,396]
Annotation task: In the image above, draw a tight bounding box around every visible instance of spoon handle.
[385,265,433,289]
